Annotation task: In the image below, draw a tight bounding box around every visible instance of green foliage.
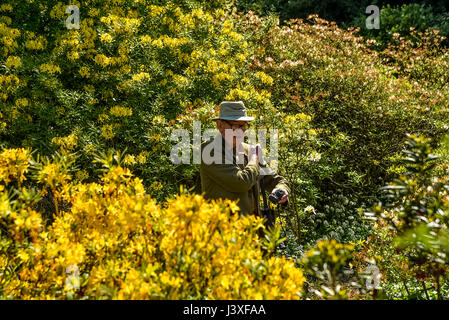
[237,12,449,245]
[350,3,449,49]
[300,239,355,299]
[3,0,449,300]
[236,0,372,26]
[0,0,274,201]
[363,134,449,299]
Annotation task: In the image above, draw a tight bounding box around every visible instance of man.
[200,101,289,220]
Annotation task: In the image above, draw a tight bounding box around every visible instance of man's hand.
[249,143,261,164]
[249,144,264,165]
[271,188,289,204]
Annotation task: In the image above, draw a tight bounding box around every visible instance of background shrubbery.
[237,12,449,245]
[1,0,449,299]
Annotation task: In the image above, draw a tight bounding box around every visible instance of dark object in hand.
[268,189,286,204]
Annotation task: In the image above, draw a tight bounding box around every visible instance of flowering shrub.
[0,148,30,186]
[0,0,274,200]
[0,147,305,299]
[2,0,449,300]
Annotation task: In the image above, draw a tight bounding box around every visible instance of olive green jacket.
[200,134,290,217]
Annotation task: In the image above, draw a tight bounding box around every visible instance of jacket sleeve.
[261,168,290,195]
[201,161,260,193]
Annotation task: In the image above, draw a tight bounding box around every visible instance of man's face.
[216,120,248,149]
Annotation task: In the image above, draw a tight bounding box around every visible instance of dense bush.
[349,3,449,49]
[235,1,449,49]
[2,0,449,300]
[235,0,372,26]
[2,1,448,246]
[356,134,449,299]
[236,13,449,245]
[0,0,274,200]
[0,148,305,299]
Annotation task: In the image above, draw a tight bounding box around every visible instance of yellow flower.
[15,98,29,107]
[255,71,273,85]
[51,132,78,152]
[136,152,147,164]
[40,63,61,74]
[0,148,30,185]
[222,20,233,34]
[149,133,161,142]
[98,113,109,123]
[88,8,100,17]
[139,35,152,44]
[100,33,113,43]
[84,84,95,93]
[50,2,66,19]
[25,37,46,50]
[83,143,95,154]
[110,106,132,117]
[150,181,163,191]
[75,170,89,182]
[123,154,136,166]
[67,51,79,61]
[148,5,165,17]
[17,250,29,262]
[37,162,71,190]
[101,124,115,140]
[94,54,110,67]
[6,56,21,68]
[0,4,13,12]
[132,72,150,82]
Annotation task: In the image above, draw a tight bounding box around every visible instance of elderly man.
[200,101,289,220]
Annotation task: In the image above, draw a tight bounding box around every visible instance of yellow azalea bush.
[0,148,305,299]
[0,147,30,186]
[0,0,273,200]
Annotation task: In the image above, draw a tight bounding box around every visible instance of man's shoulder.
[201,135,219,151]
[200,134,224,166]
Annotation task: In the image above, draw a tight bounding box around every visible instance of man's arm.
[262,171,290,195]
[252,144,289,196]
[201,161,260,193]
